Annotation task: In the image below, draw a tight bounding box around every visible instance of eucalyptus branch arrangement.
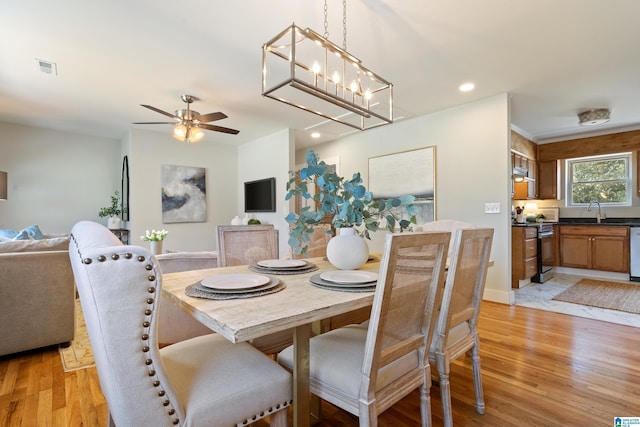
[285,150,418,256]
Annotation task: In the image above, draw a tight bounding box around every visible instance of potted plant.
[98,190,123,229]
[140,229,168,255]
[285,150,418,267]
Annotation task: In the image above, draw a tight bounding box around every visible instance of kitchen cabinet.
[512,226,538,288]
[512,154,537,200]
[558,225,629,273]
[538,160,560,200]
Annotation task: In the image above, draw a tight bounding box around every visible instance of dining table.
[161,255,381,427]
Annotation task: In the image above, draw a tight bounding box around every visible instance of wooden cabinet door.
[538,160,559,200]
[591,235,629,273]
[559,225,630,272]
[527,159,537,198]
[559,234,590,269]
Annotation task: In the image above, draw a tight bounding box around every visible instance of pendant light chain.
[323,0,329,39]
[323,0,348,49]
[343,0,347,51]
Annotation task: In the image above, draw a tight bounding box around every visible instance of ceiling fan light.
[173,124,188,140]
[189,127,204,143]
[578,108,610,126]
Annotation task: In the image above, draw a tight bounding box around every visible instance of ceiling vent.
[35,59,57,75]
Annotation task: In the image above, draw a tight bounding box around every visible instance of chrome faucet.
[587,200,604,223]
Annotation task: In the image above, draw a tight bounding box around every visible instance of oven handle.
[539,231,554,238]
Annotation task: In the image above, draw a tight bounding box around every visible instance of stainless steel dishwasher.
[630,226,640,281]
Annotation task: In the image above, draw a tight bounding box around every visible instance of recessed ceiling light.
[311,132,321,138]
[459,82,475,92]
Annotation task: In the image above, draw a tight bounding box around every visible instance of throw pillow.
[13,230,31,240]
[22,224,44,240]
[0,228,18,239]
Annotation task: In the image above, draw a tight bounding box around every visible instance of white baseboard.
[554,267,630,282]
[483,288,515,305]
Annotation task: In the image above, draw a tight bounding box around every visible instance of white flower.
[140,228,168,241]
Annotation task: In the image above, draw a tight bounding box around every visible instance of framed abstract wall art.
[368,146,436,224]
[161,164,207,223]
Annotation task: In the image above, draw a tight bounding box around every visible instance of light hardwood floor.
[1,301,639,426]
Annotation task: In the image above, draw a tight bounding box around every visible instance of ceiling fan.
[133,94,239,143]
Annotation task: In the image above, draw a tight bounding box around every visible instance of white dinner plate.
[200,273,271,290]
[319,270,379,284]
[257,259,307,269]
[196,278,279,294]
[309,274,377,291]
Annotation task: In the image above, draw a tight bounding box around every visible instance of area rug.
[59,299,95,372]
[552,278,640,315]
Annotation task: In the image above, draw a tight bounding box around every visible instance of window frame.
[565,152,632,207]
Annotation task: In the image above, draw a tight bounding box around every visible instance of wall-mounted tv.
[244,177,276,212]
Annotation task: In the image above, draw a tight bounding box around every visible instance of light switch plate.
[484,202,500,214]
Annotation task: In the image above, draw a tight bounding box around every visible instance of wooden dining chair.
[216,224,278,267]
[216,224,292,354]
[429,227,494,427]
[69,221,292,427]
[291,222,333,259]
[278,231,451,426]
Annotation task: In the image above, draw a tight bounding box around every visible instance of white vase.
[231,215,243,225]
[326,227,369,270]
[107,217,121,229]
[149,240,163,255]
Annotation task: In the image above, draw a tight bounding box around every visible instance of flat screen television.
[244,177,276,212]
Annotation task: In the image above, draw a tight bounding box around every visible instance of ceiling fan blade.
[196,112,227,123]
[141,104,178,119]
[200,123,240,135]
[132,121,177,124]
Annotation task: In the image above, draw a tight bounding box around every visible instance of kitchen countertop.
[558,217,640,226]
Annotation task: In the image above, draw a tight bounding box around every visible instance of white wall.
[237,129,294,259]
[298,94,514,304]
[0,121,120,233]
[127,128,238,252]
[1,96,514,303]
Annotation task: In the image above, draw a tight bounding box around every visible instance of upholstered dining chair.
[69,221,292,427]
[216,224,291,354]
[216,224,278,267]
[278,231,451,427]
[429,227,494,427]
[155,251,218,346]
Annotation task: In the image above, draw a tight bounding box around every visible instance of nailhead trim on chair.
[237,400,293,426]
[70,233,181,426]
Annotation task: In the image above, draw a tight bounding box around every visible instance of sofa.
[0,233,75,356]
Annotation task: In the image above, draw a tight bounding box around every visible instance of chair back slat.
[361,231,450,398]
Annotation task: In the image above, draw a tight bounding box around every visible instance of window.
[566,152,631,206]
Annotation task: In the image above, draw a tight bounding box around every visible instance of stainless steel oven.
[532,223,554,283]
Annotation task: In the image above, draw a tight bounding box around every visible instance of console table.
[110,228,129,244]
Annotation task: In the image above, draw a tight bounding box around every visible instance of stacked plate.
[249,259,318,275]
[189,273,284,299]
[309,270,378,292]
